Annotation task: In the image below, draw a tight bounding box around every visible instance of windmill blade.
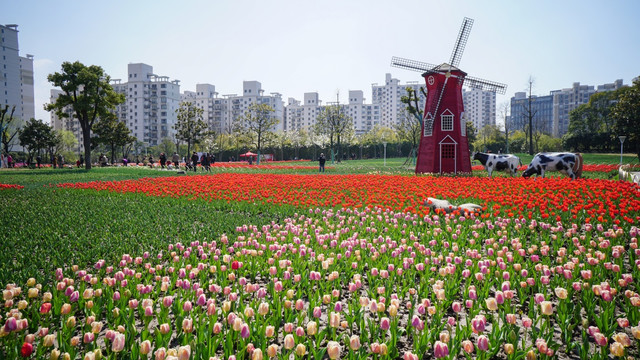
[450,17,474,67]
[464,75,507,94]
[391,57,439,74]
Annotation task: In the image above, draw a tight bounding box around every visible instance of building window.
[442,114,454,131]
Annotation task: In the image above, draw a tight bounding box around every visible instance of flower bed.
[1,207,639,359]
[59,174,640,224]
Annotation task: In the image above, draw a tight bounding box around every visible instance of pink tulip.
[380,317,390,331]
[112,333,125,352]
[477,335,489,351]
[433,341,449,358]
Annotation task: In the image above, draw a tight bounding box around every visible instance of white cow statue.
[472,152,521,177]
[522,152,583,179]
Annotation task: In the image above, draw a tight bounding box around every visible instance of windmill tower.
[392,17,507,174]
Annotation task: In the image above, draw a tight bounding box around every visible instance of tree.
[612,76,640,161]
[563,90,622,152]
[398,87,424,165]
[523,77,537,155]
[1,105,21,154]
[498,102,513,153]
[174,101,208,157]
[19,119,55,161]
[466,121,478,152]
[93,117,137,163]
[52,129,79,163]
[396,109,421,165]
[46,61,124,169]
[315,104,353,163]
[234,103,277,164]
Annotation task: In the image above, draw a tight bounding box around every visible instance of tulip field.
[1,159,640,360]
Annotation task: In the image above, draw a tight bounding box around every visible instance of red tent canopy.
[239,152,258,157]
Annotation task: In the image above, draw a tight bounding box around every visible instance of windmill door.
[439,136,458,174]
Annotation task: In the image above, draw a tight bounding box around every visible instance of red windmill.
[392,17,507,174]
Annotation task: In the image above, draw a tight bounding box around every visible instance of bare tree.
[0,105,21,154]
[522,76,537,155]
[498,102,512,153]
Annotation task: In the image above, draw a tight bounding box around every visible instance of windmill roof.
[422,63,467,76]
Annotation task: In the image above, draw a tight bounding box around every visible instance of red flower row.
[58,174,640,224]
[0,183,24,190]
[471,164,629,173]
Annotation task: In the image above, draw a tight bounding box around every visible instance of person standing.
[36,155,42,169]
[79,154,84,168]
[318,153,326,173]
[191,152,199,172]
[58,154,64,168]
[159,152,167,169]
[211,153,216,165]
[0,153,5,168]
[7,154,13,168]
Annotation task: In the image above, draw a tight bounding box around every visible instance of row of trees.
[34,61,640,169]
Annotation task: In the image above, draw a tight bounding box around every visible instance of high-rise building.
[112,63,181,146]
[509,92,554,135]
[551,80,623,137]
[184,81,285,134]
[52,63,181,149]
[462,87,496,131]
[510,79,624,137]
[285,92,321,132]
[371,73,425,128]
[1,24,35,124]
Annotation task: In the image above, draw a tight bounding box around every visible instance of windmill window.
[442,114,454,131]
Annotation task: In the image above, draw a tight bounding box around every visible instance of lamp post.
[619,135,626,165]
[383,140,387,166]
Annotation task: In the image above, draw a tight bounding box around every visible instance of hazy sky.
[4,0,640,124]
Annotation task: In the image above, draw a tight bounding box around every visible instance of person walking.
[172,152,180,169]
[318,153,326,173]
[191,152,199,172]
[201,153,210,172]
[159,152,167,169]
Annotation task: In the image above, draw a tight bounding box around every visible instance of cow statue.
[522,152,583,180]
[472,152,522,177]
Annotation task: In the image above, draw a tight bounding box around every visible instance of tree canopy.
[612,77,640,161]
[174,101,208,157]
[46,61,124,169]
[234,103,277,164]
[314,105,353,163]
[93,117,136,163]
[19,119,55,160]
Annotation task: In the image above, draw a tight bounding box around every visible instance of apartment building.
[112,63,181,146]
[462,87,496,131]
[371,73,425,128]
[183,81,284,134]
[510,79,624,137]
[1,24,34,124]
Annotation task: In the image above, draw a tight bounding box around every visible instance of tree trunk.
[83,133,92,170]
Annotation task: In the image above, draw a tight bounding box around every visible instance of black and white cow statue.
[522,152,583,180]
[472,152,522,177]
